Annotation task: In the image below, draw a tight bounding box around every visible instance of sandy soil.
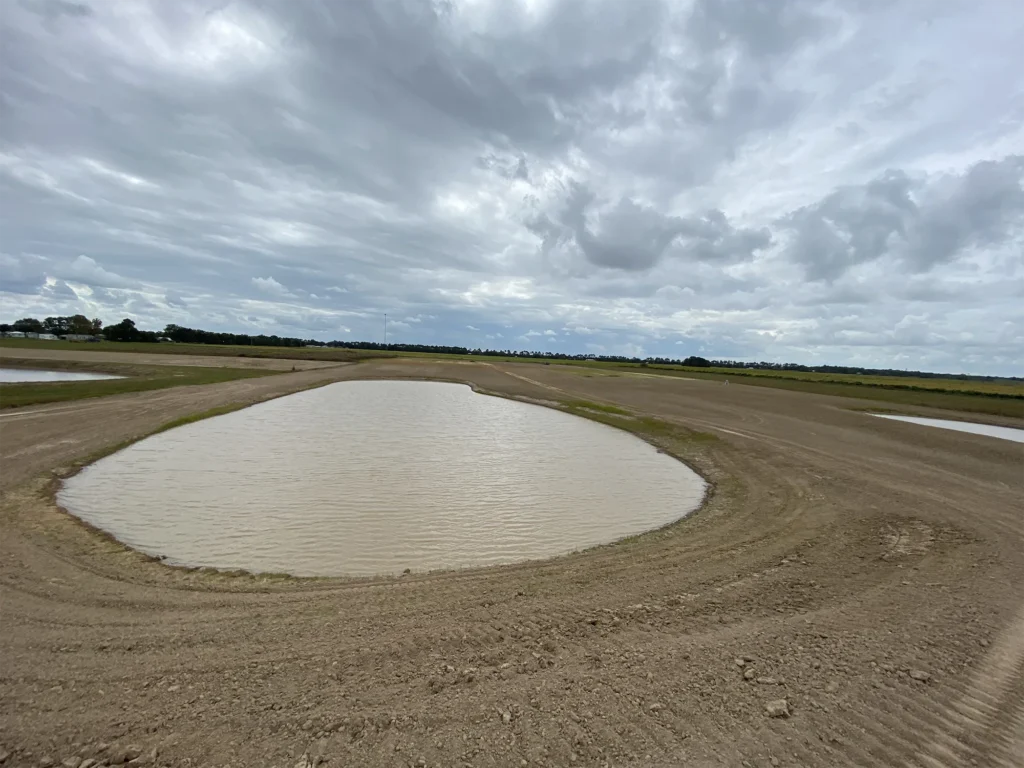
[0,347,339,371]
[1,357,1022,768]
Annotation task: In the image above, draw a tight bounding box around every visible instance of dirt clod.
[765,699,791,718]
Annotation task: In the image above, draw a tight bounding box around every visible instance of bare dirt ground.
[1,357,1022,768]
[0,347,339,371]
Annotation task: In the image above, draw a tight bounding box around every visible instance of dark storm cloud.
[783,156,1024,281]
[905,156,1024,270]
[782,170,919,281]
[528,182,772,271]
[0,0,1021,373]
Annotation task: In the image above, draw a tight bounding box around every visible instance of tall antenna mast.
[384,313,387,347]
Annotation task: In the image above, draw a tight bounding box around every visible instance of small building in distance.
[63,334,101,342]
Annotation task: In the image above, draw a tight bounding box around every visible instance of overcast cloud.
[1,0,1022,374]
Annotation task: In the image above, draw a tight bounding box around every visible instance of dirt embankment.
[1,358,1022,768]
[0,347,340,371]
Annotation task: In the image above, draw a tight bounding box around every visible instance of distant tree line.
[0,315,162,342]
[162,324,316,347]
[2,314,102,335]
[2,315,1018,383]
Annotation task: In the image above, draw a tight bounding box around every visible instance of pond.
[0,367,124,383]
[873,414,1024,444]
[58,380,706,577]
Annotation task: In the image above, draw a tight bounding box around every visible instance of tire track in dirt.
[908,604,1024,768]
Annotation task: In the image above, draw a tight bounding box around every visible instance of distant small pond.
[873,414,1024,444]
[58,380,706,577]
[0,368,124,383]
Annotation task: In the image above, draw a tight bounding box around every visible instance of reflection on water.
[0,368,123,382]
[59,381,706,576]
[873,414,1024,444]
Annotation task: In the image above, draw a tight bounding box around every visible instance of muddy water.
[0,368,123,382]
[873,414,1024,444]
[58,380,706,577]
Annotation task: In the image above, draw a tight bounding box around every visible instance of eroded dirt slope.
[1,359,1022,768]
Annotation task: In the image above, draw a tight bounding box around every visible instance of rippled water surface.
[59,381,706,576]
[0,368,123,382]
[873,414,1024,444]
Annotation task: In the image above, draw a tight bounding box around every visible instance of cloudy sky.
[1,0,1022,374]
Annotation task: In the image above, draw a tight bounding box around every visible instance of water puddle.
[59,381,706,577]
[0,368,124,383]
[872,414,1024,444]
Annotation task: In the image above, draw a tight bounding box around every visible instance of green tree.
[42,316,70,334]
[12,317,44,333]
[42,315,73,333]
[68,314,94,334]
[102,319,157,343]
[682,356,711,367]
[40,315,93,335]
[104,318,138,342]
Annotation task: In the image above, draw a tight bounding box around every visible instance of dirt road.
[1,358,1022,768]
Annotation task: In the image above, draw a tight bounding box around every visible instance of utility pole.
[384,313,387,348]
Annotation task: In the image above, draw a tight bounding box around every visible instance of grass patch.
[0,359,276,408]
[153,403,249,433]
[636,415,676,435]
[556,400,716,445]
[564,399,632,416]
[629,416,718,442]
